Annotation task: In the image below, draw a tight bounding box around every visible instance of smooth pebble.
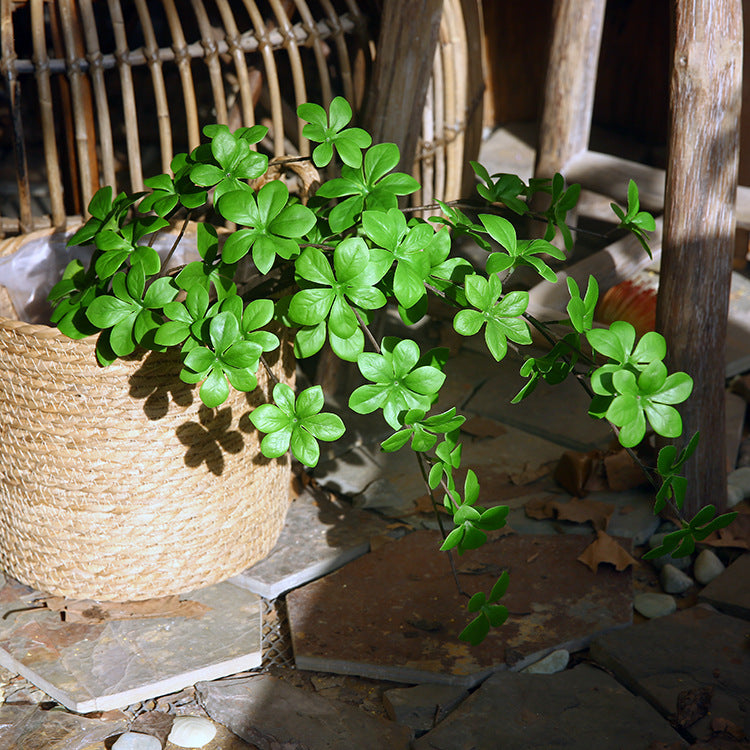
[634,592,676,619]
[727,483,745,508]
[112,732,162,750]
[694,549,725,585]
[659,563,693,594]
[167,715,217,748]
[522,649,570,674]
[727,466,750,499]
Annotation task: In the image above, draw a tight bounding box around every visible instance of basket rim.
[0,225,100,342]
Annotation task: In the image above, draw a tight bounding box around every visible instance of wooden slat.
[565,149,750,231]
[526,217,663,320]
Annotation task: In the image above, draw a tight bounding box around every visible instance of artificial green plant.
[50,98,736,645]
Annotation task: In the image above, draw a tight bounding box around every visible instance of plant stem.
[416,452,469,598]
[353,308,381,353]
[159,212,192,277]
[260,355,280,387]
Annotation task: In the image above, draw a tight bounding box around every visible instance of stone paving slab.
[0,579,262,713]
[287,531,632,686]
[698,553,750,620]
[314,424,566,519]
[462,349,614,451]
[196,674,412,749]
[0,703,128,750]
[229,490,390,599]
[589,605,750,741]
[412,663,685,749]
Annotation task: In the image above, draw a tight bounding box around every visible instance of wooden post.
[362,0,444,174]
[656,0,743,517]
[534,0,607,179]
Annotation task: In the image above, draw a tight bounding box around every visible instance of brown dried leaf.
[524,496,555,520]
[676,686,713,728]
[577,531,638,573]
[604,449,649,491]
[524,497,614,531]
[461,416,507,438]
[509,460,555,485]
[41,595,210,623]
[711,716,748,740]
[554,450,596,496]
[555,497,614,531]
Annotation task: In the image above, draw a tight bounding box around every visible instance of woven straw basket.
[0,228,294,601]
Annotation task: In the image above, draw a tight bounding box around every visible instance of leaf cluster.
[46,97,717,648]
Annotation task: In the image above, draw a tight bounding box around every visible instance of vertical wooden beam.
[534,0,607,179]
[656,0,743,516]
[362,0,444,174]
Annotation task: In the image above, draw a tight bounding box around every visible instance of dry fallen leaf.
[461,416,507,438]
[524,496,614,531]
[554,450,596,496]
[40,595,211,623]
[604,449,650,491]
[555,497,614,531]
[577,530,638,573]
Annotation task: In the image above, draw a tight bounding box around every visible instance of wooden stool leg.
[657,0,743,516]
[534,0,607,179]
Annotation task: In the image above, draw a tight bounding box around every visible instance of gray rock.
[647,532,691,571]
[633,592,676,619]
[699,553,750,620]
[659,564,694,595]
[112,733,162,750]
[521,649,570,674]
[413,664,684,749]
[382,684,468,733]
[727,466,750,499]
[197,675,411,750]
[727,483,745,508]
[694,549,725,585]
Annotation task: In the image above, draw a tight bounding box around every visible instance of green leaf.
[459,615,490,646]
[489,571,510,602]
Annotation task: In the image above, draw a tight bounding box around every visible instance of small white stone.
[522,649,570,674]
[634,592,676,619]
[727,466,750,499]
[659,564,694,594]
[111,732,162,750]
[694,549,725,585]
[727,483,745,508]
[167,715,217,748]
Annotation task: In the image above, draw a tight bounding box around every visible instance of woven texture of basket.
[0,229,295,601]
[0,0,483,234]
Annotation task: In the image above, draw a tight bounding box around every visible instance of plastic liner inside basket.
[0,230,199,326]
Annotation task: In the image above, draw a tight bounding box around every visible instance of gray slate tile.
[287,531,632,686]
[196,674,411,750]
[0,579,262,713]
[698,553,750,620]
[229,491,389,599]
[0,702,127,749]
[590,605,750,741]
[413,664,684,749]
[462,349,613,451]
[383,683,468,734]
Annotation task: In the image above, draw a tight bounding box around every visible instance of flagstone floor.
[0,126,749,748]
